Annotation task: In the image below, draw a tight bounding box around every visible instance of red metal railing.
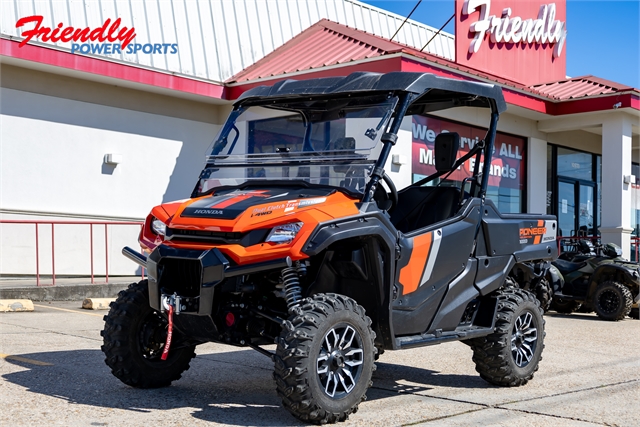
[632,237,640,262]
[0,220,144,286]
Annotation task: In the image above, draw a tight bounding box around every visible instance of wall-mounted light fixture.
[623,175,636,184]
[104,154,122,165]
[392,154,407,166]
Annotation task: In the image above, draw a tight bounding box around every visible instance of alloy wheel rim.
[316,324,364,399]
[139,311,168,359]
[511,311,538,368]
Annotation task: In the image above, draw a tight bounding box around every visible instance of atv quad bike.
[102,72,558,424]
[550,242,640,320]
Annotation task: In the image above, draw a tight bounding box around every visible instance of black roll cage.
[205,72,505,204]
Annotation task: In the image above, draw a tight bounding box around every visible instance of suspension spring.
[282,265,303,309]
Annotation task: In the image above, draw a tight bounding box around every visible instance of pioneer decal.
[519,220,557,245]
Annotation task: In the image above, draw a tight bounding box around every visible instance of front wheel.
[274,293,376,424]
[471,288,545,387]
[101,280,196,388]
[593,281,633,321]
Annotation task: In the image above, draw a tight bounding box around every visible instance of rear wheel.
[593,281,633,321]
[101,280,196,388]
[471,288,545,387]
[274,293,376,424]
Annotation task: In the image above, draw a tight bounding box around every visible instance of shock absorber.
[281,259,304,309]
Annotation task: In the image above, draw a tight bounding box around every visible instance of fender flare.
[547,264,565,294]
[302,208,398,349]
[588,263,639,297]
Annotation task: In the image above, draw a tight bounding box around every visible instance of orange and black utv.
[102,72,558,424]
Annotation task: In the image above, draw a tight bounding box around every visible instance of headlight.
[265,222,303,244]
[151,218,167,236]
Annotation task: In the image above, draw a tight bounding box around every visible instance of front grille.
[166,228,244,244]
[166,228,270,247]
[158,258,202,297]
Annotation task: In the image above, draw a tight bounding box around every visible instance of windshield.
[195,95,398,197]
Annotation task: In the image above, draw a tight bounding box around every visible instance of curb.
[82,298,115,310]
[0,299,35,312]
[0,283,131,302]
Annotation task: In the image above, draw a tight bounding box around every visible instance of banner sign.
[411,115,526,190]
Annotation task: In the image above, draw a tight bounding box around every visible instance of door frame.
[556,176,597,237]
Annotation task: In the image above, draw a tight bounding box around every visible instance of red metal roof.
[531,76,636,100]
[230,20,403,82]
[230,19,639,105]
[230,20,535,90]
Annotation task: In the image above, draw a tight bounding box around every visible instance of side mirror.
[434,132,460,172]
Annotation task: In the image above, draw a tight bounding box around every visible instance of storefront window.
[411,115,526,213]
[547,145,602,237]
[557,147,592,181]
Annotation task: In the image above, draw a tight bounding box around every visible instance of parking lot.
[1,301,638,426]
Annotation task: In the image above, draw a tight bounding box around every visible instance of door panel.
[393,205,479,336]
[557,178,596,237]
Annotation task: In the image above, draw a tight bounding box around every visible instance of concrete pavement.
[0,276,139,301]
[0,301,638,426]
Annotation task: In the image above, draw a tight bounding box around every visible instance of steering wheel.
[379,172,398,212]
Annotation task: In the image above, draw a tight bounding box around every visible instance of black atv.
[103,72,558,424]
[550,242,640,320]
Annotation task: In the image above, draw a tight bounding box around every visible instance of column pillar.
[527,137,548,214]
[600,115,633,259]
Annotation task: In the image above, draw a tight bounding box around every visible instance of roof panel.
[531,76,631,100]
[236,71,507,113]
[233,24,389,81]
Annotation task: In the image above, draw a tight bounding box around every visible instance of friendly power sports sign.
[411,115,526,191]
[15,15,178,55]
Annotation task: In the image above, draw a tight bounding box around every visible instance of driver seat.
[390,131,462,233]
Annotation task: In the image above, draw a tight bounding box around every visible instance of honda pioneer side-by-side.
[102,72,558,424]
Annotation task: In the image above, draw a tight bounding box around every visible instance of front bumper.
[123,245,290,315]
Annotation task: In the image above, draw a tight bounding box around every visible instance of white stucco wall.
[0,87,221,275]
[0,87,219,218]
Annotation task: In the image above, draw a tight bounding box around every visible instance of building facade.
[1,0,639,277]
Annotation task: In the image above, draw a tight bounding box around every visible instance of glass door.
[558,179,575,237]
[577,184,595,236]
[557,177,596,237]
